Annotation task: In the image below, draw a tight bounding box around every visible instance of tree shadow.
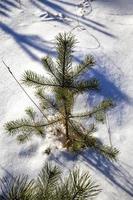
[49,149,133,198]
[85,67,132,104]
[0,1,117,61]
[30,0,116,38]
[0,22,56,61]
[96,0,133,13]
[96,63,132,123]
[0,164,14,180]
[74,62,132,126]
[49,150,77,169]
[82,149,133,197]
[0,0,19,18]
[19,143,38,157]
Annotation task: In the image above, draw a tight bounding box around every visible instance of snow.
[0,0,133,199]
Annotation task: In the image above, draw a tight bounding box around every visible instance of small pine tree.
[0,162,100,200]
[5,33,118,161]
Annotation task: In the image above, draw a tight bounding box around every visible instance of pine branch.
[5,119,34,134]
[68,120,97,151]
[36,162,62,199]
[22,70,59,88]
[56,33,76,86]
[99,99,114,110]
[65,168,100,200]
[5,118,61,136]
[0,175,35,200]
[72,55,95,80]
[68,120,118,161]
[0,162,100,200]
[70,99,114,119]
[72,78,99,93]
[23,70,96,91]
[25,107,36,121]
[95,145,119,161]
[36,88,60,113]
[86,123,97,134]
[68,119,85,136]
[42,56,61,84]
[93,99,114,123]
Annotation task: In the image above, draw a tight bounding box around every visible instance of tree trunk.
[65,115,69,139]
[63,98,69,139]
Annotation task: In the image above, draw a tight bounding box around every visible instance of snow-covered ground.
[0,0,133,199]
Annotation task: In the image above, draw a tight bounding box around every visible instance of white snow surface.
[0,0,133,199]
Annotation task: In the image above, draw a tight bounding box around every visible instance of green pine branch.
[42,56,61,84]
[36,88,60,113]
[72,78,99,93]
[0,175,35,200]
[72,55,95,80]
[59,168,100,200]
[25,107,36,121]
[0,162,100,200]
[56,33,76,72]
[95,145,119,161]
[36,163,62,199]
[68,120,119,161]
[70,99,113,119]
[22,70,59,88]
[5,118,60,133]
[5,108,62,143]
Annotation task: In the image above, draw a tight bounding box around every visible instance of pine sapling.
[5,33,119,161]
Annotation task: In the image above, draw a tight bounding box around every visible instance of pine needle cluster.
[0,162,100,200]
[5,32,119,161]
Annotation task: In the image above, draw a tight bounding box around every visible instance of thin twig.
[2,60,48,120]
[105,112,112,147]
